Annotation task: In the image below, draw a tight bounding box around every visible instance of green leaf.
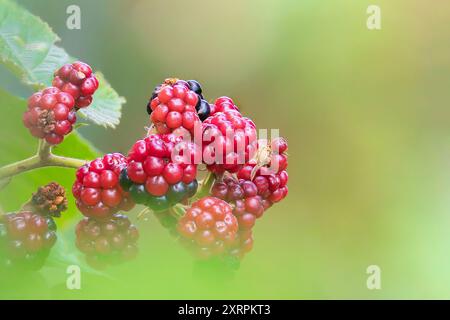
[0,88,100,275]
[78,73,125,128]
[0,0,124,128]
[0,0,59,87]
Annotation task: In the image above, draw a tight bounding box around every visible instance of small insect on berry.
[238,137,289,205]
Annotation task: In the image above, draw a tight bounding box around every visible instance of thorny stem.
[0,139,87,180]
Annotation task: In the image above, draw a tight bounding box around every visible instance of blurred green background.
[1,0,450,299]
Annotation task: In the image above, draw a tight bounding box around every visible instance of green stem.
[0,140,87,180]
[196,172,215,199]
[0,155,41,180]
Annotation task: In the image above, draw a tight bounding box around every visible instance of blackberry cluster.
[53,61,99,108]
[72,153,135,219]
[22,87,77,145]
[75,214,139,269]
[0,211,57,270]
[119,134,199,211]
[31,182,68,218]
[177,197,238,260]
[23,61,99,146]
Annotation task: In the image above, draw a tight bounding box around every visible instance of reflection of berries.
[177,197,238,259]
[75,214,139,269]
[22,87,77,145]
[237,137,289,204]
[31,182,68,218]
[202,109,257,174]
[53,61,99,108]
[0,211,57,270]
[148,78,209,134]
[120,134,199,211]
[211,177,265,230]
[72,153,135,219]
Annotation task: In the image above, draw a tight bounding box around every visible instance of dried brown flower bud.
[31,182,68,217]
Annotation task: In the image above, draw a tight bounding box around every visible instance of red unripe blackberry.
[148,78,210,134]
[0,211,57,270]
[210,96,240,115]
[237,137,289,204]
[22,87,77,145]
[75,214,139,269]
[120,133,200,211]
[177,197,238,260]
[202,109,257,174]
[53,61,99,109]
[73,153,135,219]
[211,177,265,230]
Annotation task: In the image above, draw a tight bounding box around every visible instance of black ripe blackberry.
[0,211,57,271]
[187,80,203,98]
[195,99,211,121]
[75,213,139,269]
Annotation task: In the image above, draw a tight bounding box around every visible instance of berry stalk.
[0,140,87,180]
[194,172,216,200]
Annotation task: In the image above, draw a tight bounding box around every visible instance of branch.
[0,140,87,180]
[193,172,216,200]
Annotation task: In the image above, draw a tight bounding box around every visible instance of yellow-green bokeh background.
[2,0,450,299]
